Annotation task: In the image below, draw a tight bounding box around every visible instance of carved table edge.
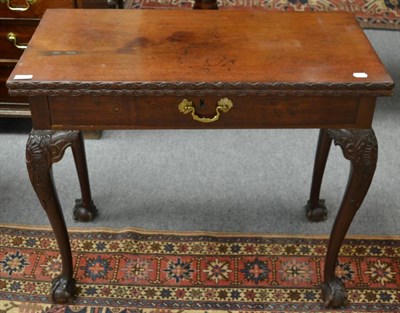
[7,81,394,97]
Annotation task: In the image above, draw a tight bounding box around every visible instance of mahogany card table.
[7,9,393,308]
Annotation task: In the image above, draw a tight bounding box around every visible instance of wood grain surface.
[8,9,393,96]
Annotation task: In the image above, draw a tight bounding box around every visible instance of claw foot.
[73,199,97,222]
[305,199,328,222]
[322,277,348,308]
[51,275,76,304]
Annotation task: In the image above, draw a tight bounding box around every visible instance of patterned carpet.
[124,0,400,30]
[0,224,399,312]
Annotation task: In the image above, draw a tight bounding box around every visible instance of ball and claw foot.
[73,199,97,222]
[322,277,348,308]
[305,199,328,222]
[50,275,77,304]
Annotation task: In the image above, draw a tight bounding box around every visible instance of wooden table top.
[8,9,393,97]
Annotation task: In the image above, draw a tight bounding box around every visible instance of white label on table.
[353,72,368,78]
[14,74,33,80]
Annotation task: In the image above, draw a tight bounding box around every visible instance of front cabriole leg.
[26,130,93,303]
[322,128,377,308]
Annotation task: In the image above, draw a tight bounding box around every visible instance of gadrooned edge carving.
[7,81,394,97]
[327,129,378,174]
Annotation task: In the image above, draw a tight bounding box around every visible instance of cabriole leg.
[322,128,377,308]
[305,129,332,221]
[71,131,97,222]
[26,130,96,303]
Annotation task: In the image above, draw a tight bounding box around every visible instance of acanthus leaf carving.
[26,130,80,211]
[327,129,378,175]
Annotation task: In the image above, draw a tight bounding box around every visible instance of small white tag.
[353,72,368,78]
[14,74,33,80]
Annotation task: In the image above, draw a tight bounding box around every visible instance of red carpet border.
[0,224,399,312]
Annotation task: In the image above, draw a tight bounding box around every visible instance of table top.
[8,9,393,97]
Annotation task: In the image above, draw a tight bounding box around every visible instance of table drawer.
[0,0,74,18]
[48,95,363,129]
[0,19,38,59]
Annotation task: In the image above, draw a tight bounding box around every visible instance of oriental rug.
[0,224,399,313]
[124,0,400,30]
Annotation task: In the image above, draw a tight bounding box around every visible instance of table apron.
[29,95,376,130]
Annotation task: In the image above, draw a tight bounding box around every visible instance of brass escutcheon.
[1,0,37,11]
[178,97,233,123]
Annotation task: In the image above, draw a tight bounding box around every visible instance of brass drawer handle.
[7,32,28,49]
[178,97,233,123]
[1,0,37,12]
